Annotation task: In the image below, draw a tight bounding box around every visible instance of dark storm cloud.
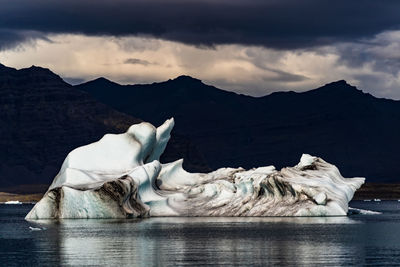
[261,68,309,83]
[124,58,154,66]
[1,0,400,50]
[335,36,400,76]
[0,30,24,50]
[0,29,49,50]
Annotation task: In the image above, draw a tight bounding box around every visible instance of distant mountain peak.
[330,79,348,85]
[94,77,112,83]
[311,80,363,96]
[170,75,202,84]
[322,80,360,89]
[22,65,61,77]
[0,63,68,87]
[84,77,119,86]
[0,63,16,72]
[0,63,52,73]
[323,80,352,87]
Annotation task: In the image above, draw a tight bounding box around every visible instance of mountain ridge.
[1,63,399,185]
[77,73,400,183]
[79,75,390,101]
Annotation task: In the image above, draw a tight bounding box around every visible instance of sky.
[0,0,400,98]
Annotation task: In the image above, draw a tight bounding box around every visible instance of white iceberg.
[26,118,365,219]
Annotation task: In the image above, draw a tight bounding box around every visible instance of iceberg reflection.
[31,217,367,266]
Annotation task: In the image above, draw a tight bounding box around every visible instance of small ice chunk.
[314,192,327,205]
[348,208,381,215]
[29,226,44,231]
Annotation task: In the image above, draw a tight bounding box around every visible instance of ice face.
[25,118,365,219]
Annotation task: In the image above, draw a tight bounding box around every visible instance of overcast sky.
[1,0,400,98]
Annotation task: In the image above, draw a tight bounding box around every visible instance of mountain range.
[0,63,399,193]
[77,75,400,183]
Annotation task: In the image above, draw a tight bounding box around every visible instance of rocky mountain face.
[78,76,400,183]
[1,62,398,190]
[0,64,207,192]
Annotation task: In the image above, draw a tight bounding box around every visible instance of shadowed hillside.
[77,76,400,182]
[0,64,208,192]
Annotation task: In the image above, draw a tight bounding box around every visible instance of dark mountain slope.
[77,77,400,182]
[0,65,207,192]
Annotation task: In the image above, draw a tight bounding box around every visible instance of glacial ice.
[26,118,365,219]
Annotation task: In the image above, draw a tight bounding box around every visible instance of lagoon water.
[0,201,399,266]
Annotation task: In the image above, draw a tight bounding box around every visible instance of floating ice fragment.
[29,226,44,231]
[5,200,22,204]
[347,208,381,215]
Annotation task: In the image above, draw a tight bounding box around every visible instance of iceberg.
[26,118,365,219]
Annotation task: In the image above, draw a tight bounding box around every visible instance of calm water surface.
[0,201,400,266]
